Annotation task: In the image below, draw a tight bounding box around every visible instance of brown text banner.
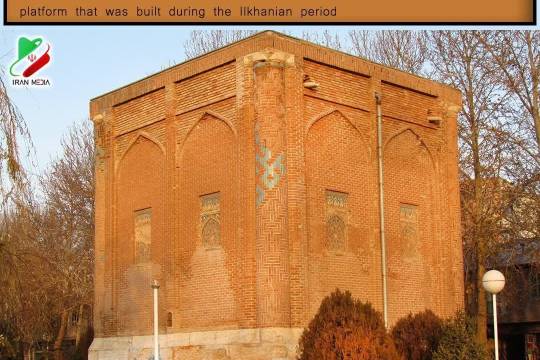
[4,0,536,24]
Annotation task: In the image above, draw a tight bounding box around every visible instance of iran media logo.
[9,36,52,88]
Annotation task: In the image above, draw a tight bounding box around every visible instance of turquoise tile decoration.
[255,126,286,206]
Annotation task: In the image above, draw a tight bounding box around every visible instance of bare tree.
[475,31,540,329]
[39,120,94,360]
[477,31,540,151]
[427,31,512,345]
[0,64,36,358]
[0,120,94,359]
[183,30,258,59]
[0,72,32,203]
[349,30,429,75]
[301,30,343,51]
[0,197,60,358]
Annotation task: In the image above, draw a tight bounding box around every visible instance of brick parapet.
[90,31,460,118]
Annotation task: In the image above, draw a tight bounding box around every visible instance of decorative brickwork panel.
[325,191,348,251]
[326,215,346,251]
[400,203,420,261]
[134,208,152,263]
[326,190,347,208]
[200,193,221,248]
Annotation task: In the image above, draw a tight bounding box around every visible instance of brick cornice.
[90,31,461,117]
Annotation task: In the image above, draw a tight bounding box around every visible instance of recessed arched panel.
[306,109,368,146]
[115,135,166,335]
[177,111,237,167]
[305,110,378,316]
[384,128,439,323]
[384,128,436,170]
[202,217,221,248]
[177,113,237,329]
[116,132,165,176]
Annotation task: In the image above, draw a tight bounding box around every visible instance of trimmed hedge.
[391,310,443,360]
[297,289,401,360]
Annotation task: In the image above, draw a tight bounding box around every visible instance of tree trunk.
[23,345,31,360]
[75,304,91,360]
[53,310,68,360]
[469,82,488,345]
[476,261,487,344]
[75,304,84,350]
[16,341,22,360]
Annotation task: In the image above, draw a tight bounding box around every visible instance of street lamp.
[151,280,160,360]
[482,270,506,360]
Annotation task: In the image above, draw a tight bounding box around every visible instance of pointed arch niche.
[176,111,238,329]
[116,134,166,265]
[115,133,166,334]
[383,128,441,323]
[304,109,378,316]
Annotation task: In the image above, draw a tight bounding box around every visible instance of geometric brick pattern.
[253,62,291,327]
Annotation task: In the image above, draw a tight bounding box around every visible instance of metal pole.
[375,92,389,329]
[152,280,160,360]
[493,293,499,360]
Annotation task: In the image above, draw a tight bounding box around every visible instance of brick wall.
[90,31,463,339]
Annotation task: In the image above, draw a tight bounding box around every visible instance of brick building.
[89,31,464,359]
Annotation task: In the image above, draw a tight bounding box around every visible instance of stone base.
[89,327,304,360]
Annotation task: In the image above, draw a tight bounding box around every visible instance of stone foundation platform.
[89,327,304,360]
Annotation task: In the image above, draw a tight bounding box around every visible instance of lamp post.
[482,270,505,360]
[151,280,160,360]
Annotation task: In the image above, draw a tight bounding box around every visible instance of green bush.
[391,310,443,360]
[432,311,487,360]
[297,289,401,360]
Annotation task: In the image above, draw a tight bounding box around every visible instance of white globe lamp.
[482,270,505,360]
[482,270,506,294]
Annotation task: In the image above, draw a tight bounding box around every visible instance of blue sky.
[0,16,538,176]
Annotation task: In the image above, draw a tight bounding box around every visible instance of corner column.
[250,50,294,327]
[444,102,464,313]
[91,108,112,336]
